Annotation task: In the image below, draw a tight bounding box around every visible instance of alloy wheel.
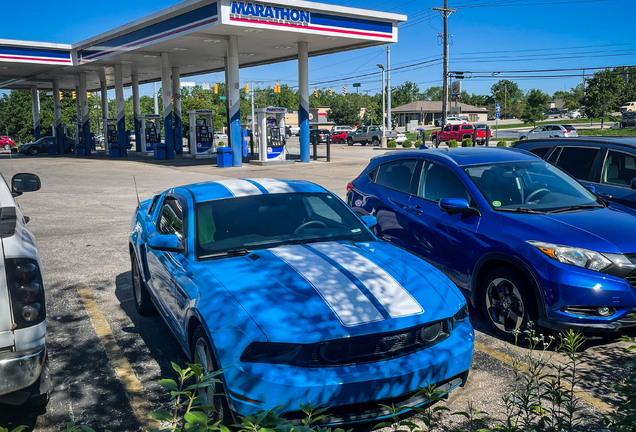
[193,336,222,422]
[485,277,525,333]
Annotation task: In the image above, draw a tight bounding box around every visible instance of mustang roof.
[182,178,327,202]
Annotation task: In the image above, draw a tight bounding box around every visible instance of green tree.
[327,95,361,126]
[491,80,524,118]
[520,89,550,126]
[391,81,420,107]
[421,86,442,101]
[583,68,625,128]
[553,83,585,111]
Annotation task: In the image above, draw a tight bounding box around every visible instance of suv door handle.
[408,205,423,215]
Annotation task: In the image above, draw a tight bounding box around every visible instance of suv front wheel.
[481,267,537,341]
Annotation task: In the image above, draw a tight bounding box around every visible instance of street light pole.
[504,83,507,120]
[377,64,386,148]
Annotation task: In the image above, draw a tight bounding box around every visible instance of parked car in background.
[213,132,228,143]
[543,108,567,117]
[347,147,636,339]
[18,136,75,155]
[0,172,50,407]
[129,178,473,424]
[331,131,348,143]
[430,123,490,147]
[474,124,493,145]
[331,125,353,134]
[567,110,582,119]
[289,126,300,136]
[0,136,15,150]
[285,125,292,138]
[514,137,636,210]
[518,124,578,140]
[395,133,407,144]
[621,112,636,128]
[434,116,467,127]
[347,126,397,146]
[309,128,331,144]
[620,102,636,113]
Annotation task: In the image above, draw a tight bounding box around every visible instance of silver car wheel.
[485,277,525,333]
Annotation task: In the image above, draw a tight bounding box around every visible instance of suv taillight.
[7,258,46,329]
[346,182,354,194]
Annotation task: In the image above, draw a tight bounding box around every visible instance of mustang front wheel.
[192,327,232,424]
[131,252,156,315]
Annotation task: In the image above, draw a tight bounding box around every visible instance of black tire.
[131,251,156,316]
[432,136,439,148]
[361,141,367,147]
[481,267,537,341]
[3,144,10,150]
[191,327,232,424]
[347,137,354,146]
[372,137,380,146]
[29,147,38,156]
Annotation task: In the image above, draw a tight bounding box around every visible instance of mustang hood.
[200,241,464,344]
[501,205,636,254]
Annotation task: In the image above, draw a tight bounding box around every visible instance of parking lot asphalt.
[0,144,632,431]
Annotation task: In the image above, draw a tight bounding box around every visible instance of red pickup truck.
[430,123,491,147]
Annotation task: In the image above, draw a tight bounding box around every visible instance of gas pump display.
[107,123,119,144]
[255,107,287,162]
[145,120,161,152]
[195,118,213,153]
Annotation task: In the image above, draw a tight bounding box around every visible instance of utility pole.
[434,0,456,129]
[387,46,392,132]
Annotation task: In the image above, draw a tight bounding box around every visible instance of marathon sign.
[231,2,310,25]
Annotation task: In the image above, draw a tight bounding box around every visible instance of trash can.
[48,143,57,155]
[216,147,232,167]
[109,143,120,158]
[154,143,166,160]
[76,144,85,156]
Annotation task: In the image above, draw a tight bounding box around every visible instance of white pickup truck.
[0,172,49,408]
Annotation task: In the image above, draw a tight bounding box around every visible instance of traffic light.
[214,83,218,94]
[314,89,318,98]
[87,92,91,100]
[72,91,76,99]
[329,88,332,97]
[59,92,63,100]
[245,83,249,94]
[343,85,347,95]
[274,82,280,93]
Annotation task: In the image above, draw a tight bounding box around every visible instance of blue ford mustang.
[129,178,473,424]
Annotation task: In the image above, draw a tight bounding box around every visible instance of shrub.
[402,140,412,148]
[497,140,507,147]
[462,138,473,147]
[448,139,458,147]
[415,139,423,147]
[218,141,225,147]
[387,140,397,148]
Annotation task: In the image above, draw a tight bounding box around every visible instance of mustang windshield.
[463,160,603,213]
[195,192,375,260]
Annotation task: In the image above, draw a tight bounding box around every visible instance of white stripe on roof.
[215,179,262,197]
[252,178,295,194]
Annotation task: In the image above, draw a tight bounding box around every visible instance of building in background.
[393,101,488,127]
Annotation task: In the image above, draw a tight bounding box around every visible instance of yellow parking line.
[474,341,615,413]
[77,285,159,431]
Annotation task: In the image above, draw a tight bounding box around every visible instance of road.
[0,147,631,431]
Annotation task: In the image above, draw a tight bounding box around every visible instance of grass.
[577,128,636,136]
[405,132,418,141]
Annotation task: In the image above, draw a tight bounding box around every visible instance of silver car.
[518,124,578,140]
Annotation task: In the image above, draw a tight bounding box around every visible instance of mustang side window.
[159,197,184,240]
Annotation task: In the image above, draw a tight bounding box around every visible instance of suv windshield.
[195,192,375,259]
[463,160,603,213]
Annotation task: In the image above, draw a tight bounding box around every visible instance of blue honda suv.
[347,147,636,339]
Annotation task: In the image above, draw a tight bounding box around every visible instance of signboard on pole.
[353,83,361,88]
[451,81,461,96]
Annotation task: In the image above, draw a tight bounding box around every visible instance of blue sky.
[2,0,635,100]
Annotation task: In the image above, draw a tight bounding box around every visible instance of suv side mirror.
[439,198,480,216]
[631,178,636,190]
[11,173,41,196]
[148,234,184,254]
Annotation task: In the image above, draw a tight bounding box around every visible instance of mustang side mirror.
[11,173,41,197]
[586,185,596,194]
[360,215,377,229]
[148,234,184,254]
[439,198,480,216]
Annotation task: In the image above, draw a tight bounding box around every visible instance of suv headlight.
[528,241,613,272]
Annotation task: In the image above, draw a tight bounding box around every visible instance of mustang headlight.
[240,342,312,367]
[452,304,469,330]
[528,241,612,272]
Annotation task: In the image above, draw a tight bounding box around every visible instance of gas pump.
[187,110,215,159]
[104,118,119,158]
[255,107,287,162]
[139,114,163,158]
[74,122,85,156]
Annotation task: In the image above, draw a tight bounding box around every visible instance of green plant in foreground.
[387,140,397,148]
[415,139,423,147]
[0,427,29,432]
[605,333,636,431]
[402,140,413,148]
[497,140,507,147]
[218,141,225,147]
[448,139,458,148]
[462,138,473,147]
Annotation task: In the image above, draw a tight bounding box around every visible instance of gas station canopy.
[0,0,406,91]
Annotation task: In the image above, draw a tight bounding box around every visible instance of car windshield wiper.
[199,249,250,260]
[497,207,545,214]
[548,204,604,214]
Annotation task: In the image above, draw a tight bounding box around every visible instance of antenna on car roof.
[133,176,140,208]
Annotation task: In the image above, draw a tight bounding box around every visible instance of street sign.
[495,112,500,119]
[220,96,227,100]
[495,103,501,108]
[267,93,275,98]
[353,83,361,87]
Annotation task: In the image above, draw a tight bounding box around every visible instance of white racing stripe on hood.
[271,246,384,327]
[215,179,262,197]
[310,243,423,318]
[252,178,295,194]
